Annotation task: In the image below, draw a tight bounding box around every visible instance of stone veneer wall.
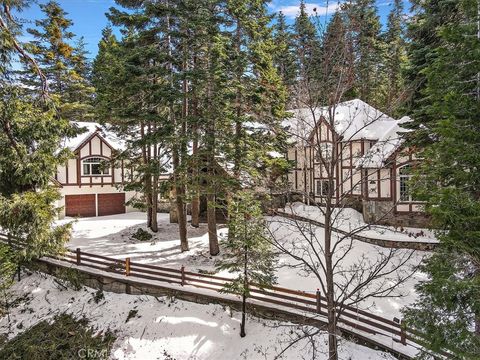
[363,200,430,228]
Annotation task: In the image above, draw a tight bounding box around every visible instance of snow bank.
[282,202,438,243]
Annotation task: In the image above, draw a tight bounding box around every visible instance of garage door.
[98,193,126,216]
[65,194,96,217]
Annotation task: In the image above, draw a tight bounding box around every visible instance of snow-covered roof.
[285,99,397,142]
[358,116,412,168]
[62,121,126,152]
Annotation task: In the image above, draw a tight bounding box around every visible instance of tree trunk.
[240,291,247,338]
[240,242,248,337]
[172,118,188,251]
[191,130,200,228]
[190,53,200,228]
[324,210,338,360]
[167,3,188,251]
[141,122,153,230]
[150,172,158,232]
[150,126,159,233]
[176,179,188,251]
[324,129,339,360]
[207,192,219,255]
[205,39,219,256]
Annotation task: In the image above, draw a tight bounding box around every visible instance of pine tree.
[24,1,94,120]
[273,11,297,106]
[92,27,119,122]
[293,0,322,107]
[403,0,480,357]
[345,0,384,106]
[320,11,355,103]
[95,2,176,235]
[0,2,78,292]
[199,0,287,255]
[216,191,277,337]
[224,0,288,186]
[0,85,74,262]
[403,0,458,145]
[383,0,407,110]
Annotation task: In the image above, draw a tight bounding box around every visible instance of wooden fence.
[0,232,438,357]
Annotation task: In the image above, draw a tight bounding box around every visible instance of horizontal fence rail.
[0,232,444,357]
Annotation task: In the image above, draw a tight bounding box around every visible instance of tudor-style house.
[286,99,426,227]
[54,122,136,218]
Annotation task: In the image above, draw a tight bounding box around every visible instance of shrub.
[131,228,153,242]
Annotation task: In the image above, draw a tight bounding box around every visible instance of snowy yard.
[281,203,438,244]
[0,273,398,360]
[55,210,428,320]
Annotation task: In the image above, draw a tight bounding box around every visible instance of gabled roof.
[285,99,397,143]
[62,121,126,152]
[357,116,412,168]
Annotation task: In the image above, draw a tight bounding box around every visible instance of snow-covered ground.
[1,273,397,360]
[56,211,427,320]
[281,202,438,243]
[57,212,219,269]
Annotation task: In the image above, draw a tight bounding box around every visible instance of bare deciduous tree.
[268,9,420,360]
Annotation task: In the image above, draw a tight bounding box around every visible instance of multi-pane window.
[316,180,330,196]
[82,157,110,176]
[399,165,412,202]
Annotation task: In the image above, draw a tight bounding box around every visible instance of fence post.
[400,320,406,345]
[76,248,81,265]
[181,266,185,286]
[316,289,321,313]
[125,258,130,276]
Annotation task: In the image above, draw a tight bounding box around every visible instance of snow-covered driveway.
[57,212,224,270]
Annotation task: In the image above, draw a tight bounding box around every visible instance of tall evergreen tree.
[224,0,287,186]
[94,2,177,237]
[403,0,480,357]
[94,0,286,256]
[320,11,355,103]
[382,0,407,110]
[345,0,384,106]
[273,11,297,106]
[403,0,458,145]
[292,0,322,107]
[23,1,94,120]
[0,2,79,295]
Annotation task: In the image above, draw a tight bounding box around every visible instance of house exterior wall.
[55,132,137,219]
[287,124,427,226]
[363,148,428,227]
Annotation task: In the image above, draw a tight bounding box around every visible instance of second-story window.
[82,157,110,176]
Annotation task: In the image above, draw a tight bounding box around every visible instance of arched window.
[82,157,110,176]
[399,165,412,202]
